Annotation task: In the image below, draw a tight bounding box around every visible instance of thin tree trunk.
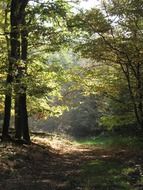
[120,63,141,125]
[136,63,143,130]
[2,2,14,139]
[2,94,12,139]
[2,74,12,139]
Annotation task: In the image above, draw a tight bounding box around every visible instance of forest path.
[0,135,143,190]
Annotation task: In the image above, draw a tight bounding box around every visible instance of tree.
[72,0,143,131]
[14,0,30,141]
[2,0,30,142]
[1,0,79,141]
[1,1,12,140]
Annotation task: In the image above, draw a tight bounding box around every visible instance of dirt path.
[0,136,143,190]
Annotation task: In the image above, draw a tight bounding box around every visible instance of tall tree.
[2,1,12,140]
[12,0,30,142]
[2,0,30,142]
[72,1,143,130]
[1,0,77,141]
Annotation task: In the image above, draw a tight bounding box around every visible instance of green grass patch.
[78,159,134,190]
[76,135,143,149]
[73,135,143,189]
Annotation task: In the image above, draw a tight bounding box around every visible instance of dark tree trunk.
[2,0,30,142]
[2,1,20,140]
[2,92,12,139]
[15,95,22,139]
[2,5,12,140]
[2,70,13,139]
[13,0,30,142]
[20,94,30,141]
[10,0,21,141]
[20,11,30,142]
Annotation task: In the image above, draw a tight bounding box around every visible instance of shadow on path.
[0,136,143,190]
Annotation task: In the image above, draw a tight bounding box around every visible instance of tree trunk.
[2,70,13,139]
[2,4,12,140]
[20,94,30,141]
[15,94,22,139]
[13,0,30,142]
[2,1,20,139]
[20,11,30,142]
[2,92,12,139]
[2,0,30,142]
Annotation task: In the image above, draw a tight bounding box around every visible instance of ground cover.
[0,134,143,190]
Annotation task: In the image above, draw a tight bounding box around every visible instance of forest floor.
[0,134,143,190]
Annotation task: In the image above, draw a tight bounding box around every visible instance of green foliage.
[1,0,143,135]
[68,8,110,33]
[101,115,135,129]
[27,0,77,53]
[72,0,143,129]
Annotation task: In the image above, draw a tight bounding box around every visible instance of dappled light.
[0,135,143,189]
[0,0,143,189]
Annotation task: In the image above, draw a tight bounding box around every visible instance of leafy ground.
[0,134,143,190]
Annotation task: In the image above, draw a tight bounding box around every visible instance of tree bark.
[2,74,13,139]
[2,0,30,142]
[2,3,11,139]
[20,8,30,142]
[13,0,30,142]
[2,1,20,139]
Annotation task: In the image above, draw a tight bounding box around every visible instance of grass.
[74,134,143,190]
[76,134,143,149]
[79,160,132,190]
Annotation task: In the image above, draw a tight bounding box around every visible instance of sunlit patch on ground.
[0,135,143,190]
